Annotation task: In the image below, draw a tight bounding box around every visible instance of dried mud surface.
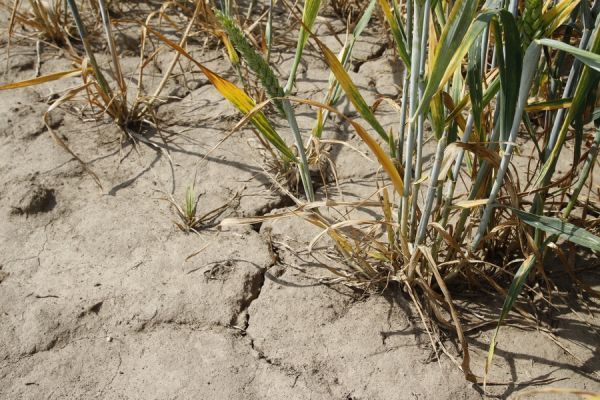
[1,6,599,400]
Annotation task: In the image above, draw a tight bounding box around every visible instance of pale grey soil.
[0,4,599,399]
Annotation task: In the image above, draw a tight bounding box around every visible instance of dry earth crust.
[1,7,599,400]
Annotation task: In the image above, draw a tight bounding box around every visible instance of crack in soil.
[230,229,312,391]
[231,195,290,328]
[2,216,53,271]
[234,234,277,329]
[241,330,307,393]
[352,42,389,73]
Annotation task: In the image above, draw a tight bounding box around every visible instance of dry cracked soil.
[0,4,599,399]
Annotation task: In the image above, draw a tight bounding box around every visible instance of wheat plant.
[221,0,600,386]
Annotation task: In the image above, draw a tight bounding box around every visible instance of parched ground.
[0,6,599,399]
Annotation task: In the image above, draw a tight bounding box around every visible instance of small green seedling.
[165,186,236,234]
[168,186,201,233]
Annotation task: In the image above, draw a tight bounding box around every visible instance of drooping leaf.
[454,199,489,209]
[294,98,404,195]
[536,29,600,187]
[525,97,572,111]
[485,254,537,388]
[511,207,600,251]
[540,0,581,38]
[312,0,377,137]
[537,38,600,72]
[0,68,85,90]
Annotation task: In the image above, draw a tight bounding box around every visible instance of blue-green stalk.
[415,132,448,246]
[409,0,431,238]
[471,42,541,250]
[396,0,412,162]
[400,0,423,238]
[66,0,111,96]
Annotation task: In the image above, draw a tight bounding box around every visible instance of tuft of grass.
[1,0,211,188]
[4,0,71,45]
[169,186,202,233]
[165,185,238,234]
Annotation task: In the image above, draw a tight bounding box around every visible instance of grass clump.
[4,0,72,45]
[164,184,237,234]
[1,0,210,187]
[165,186,202,233]
[175,186,202,233]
